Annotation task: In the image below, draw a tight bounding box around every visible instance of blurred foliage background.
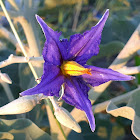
[0,0,140,139]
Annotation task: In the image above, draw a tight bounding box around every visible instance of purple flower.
[20,9,134,132]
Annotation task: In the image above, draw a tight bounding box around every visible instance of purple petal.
[82,65,135,87]
[67,9,109,64]
[36,15,61,65]
[62,77,95,132]
[59,38,70,60]
[20,63,64,96]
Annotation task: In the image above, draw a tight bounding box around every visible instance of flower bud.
[0,73,12,84]
[0,94,44,115]
[54,107,81,133]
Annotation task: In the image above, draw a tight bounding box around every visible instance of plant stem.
[0,0,38,79]
[44,99,67,140]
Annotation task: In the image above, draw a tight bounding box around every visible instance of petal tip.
[89,123,95,132]
[19,92,23,96]
[91,127,95,132]
[35,14,42,23]
[106,9,109,13]
[103,9,109,18]
[131,76,135,80]
[35,14,39,21]
[35,14,38,18]
[95,9,109,30]
[89,120,96,132]
[125,75,135,81]
[20,90,31,96]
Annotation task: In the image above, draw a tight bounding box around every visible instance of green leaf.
[87,41,124,65]
[135,55,140,84]
[102,18,136,44]
[0,118,52,140]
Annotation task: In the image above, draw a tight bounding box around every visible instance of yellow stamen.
[61,61,92,76]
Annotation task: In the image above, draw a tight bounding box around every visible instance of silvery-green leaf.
[0,132,14,139]
[0,94,44,115]
[87,41,124,66]
[106,88,140,139]
[0,118,52,140]
[0,73,12,84]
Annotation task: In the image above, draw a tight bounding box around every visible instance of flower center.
[61,61,92,76]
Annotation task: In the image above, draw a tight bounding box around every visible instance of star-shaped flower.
[20,9,134,132]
